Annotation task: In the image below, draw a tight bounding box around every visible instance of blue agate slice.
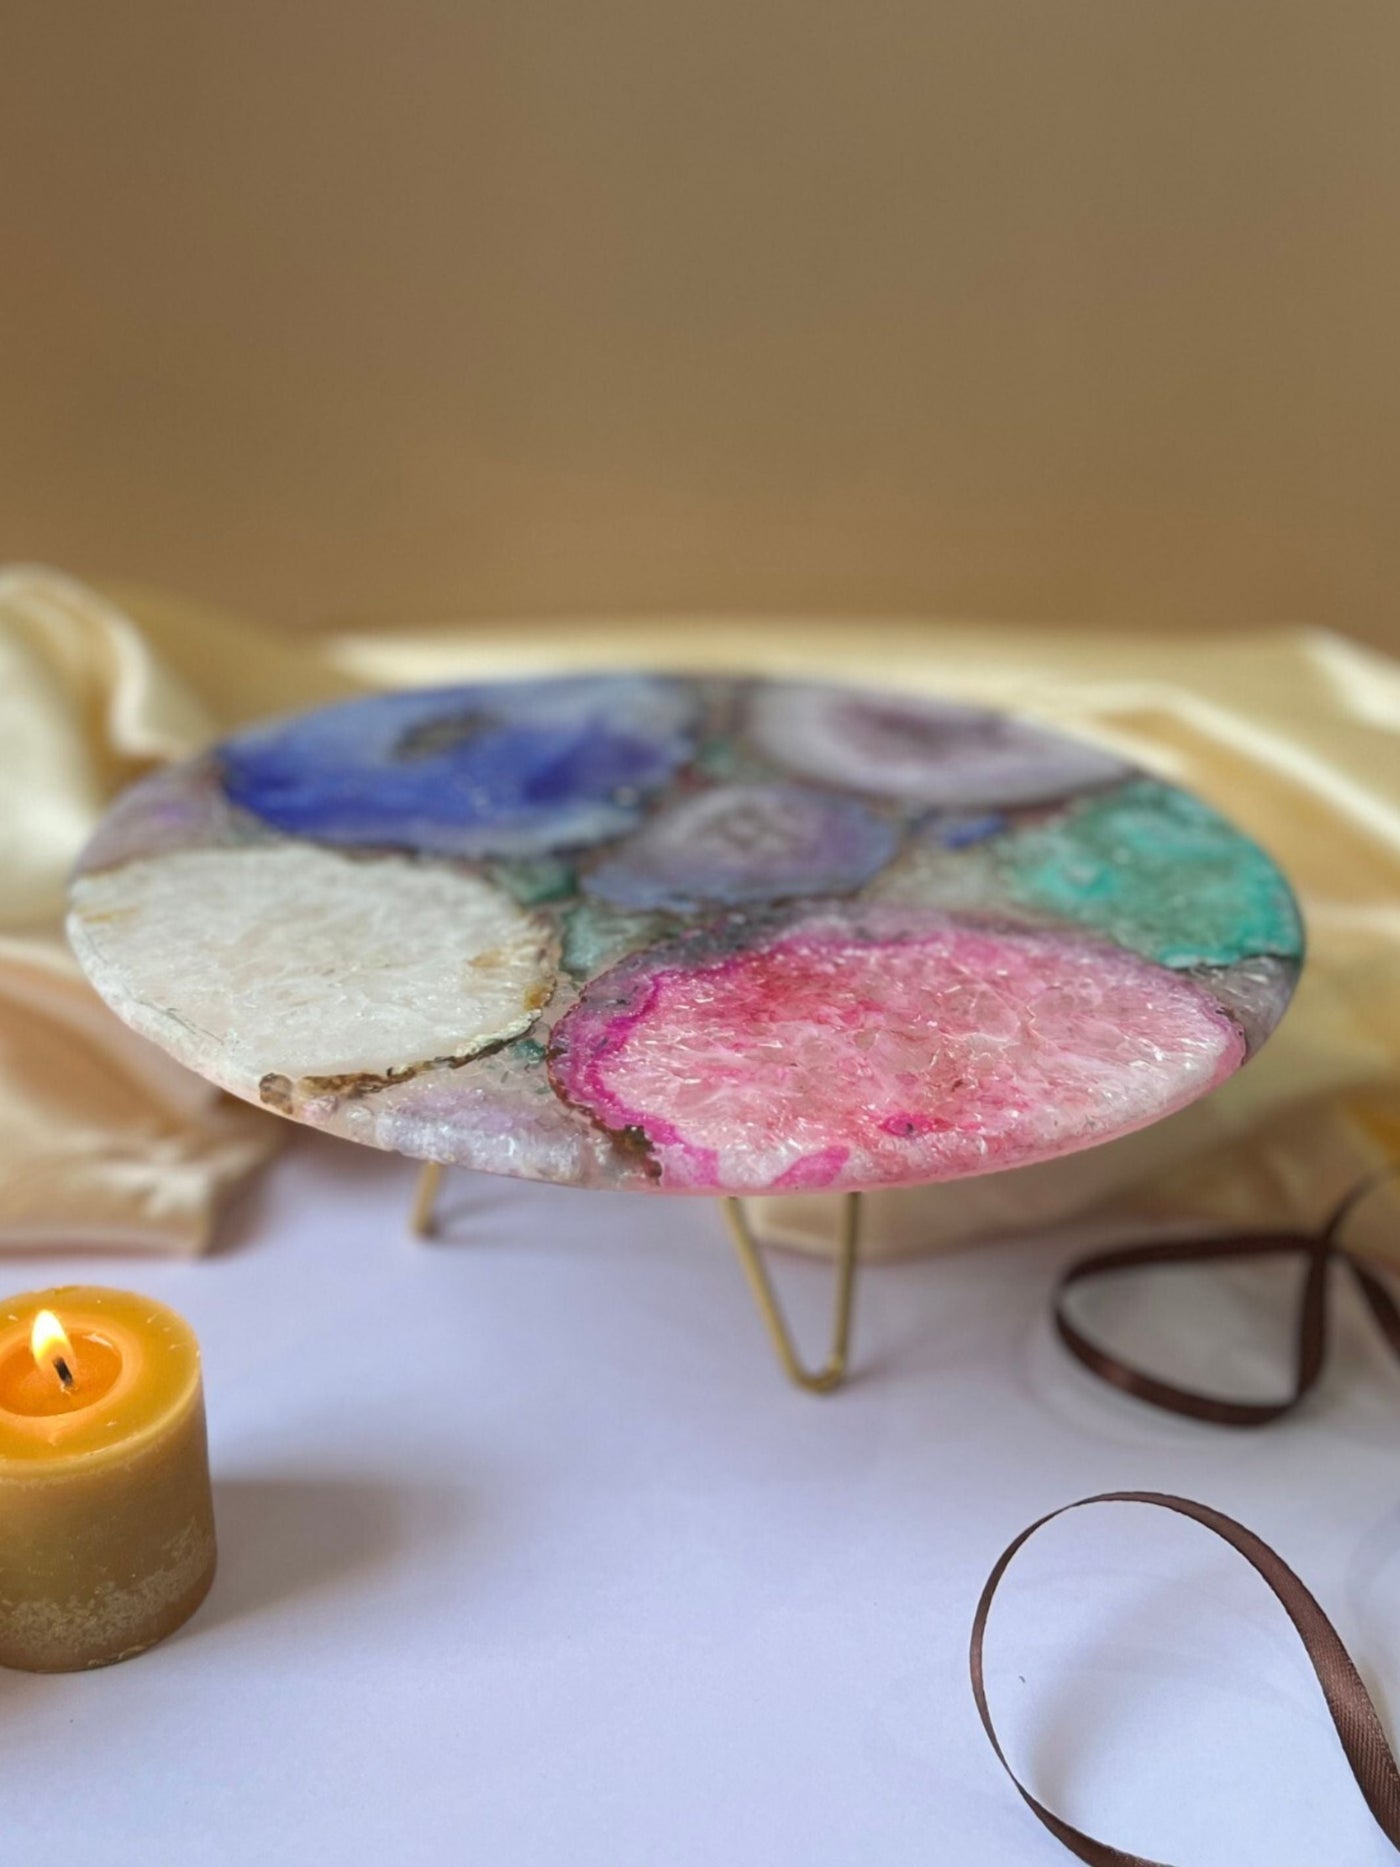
[219,676,700,858]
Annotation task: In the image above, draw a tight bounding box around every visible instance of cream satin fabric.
[3,565,1397,1257]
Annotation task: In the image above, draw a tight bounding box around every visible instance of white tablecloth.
[7,1133,1399,1865]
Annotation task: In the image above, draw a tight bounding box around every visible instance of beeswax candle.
[0,1286,216,1671]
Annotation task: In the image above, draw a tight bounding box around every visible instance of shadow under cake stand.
[67,673,1303,1394]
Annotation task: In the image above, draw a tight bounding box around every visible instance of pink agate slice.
[550,909,1246,1193]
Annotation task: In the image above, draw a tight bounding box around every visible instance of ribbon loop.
[971,1492,1400,1864]
[1054,1165,1400,1427]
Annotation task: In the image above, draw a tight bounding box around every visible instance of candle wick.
[53,1356,74,1392]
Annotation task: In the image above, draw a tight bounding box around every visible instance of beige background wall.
[2,2,1398,649]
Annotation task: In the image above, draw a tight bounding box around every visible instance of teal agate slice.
[993,780,1303,969]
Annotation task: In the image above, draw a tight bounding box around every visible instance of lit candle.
[0,1287,216,1672]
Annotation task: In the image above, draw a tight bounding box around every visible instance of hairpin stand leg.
[411,1161,446,1239]
[722,1192,862,1395]
[411,1163,861,1392]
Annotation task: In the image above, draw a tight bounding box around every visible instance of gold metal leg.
[411,1163,860,1392]
[722,1192,861,1394]
[411,1161,446,1239]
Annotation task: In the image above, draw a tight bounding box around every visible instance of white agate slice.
[68,844,557,1114]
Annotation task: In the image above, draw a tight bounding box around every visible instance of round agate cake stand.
[67,674,1303,1393]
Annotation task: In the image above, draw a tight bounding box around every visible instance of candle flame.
[30,1309,75,1384]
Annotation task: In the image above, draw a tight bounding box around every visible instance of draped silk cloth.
[3,564,1397,1256]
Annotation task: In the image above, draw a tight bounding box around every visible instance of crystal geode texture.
[67,674,1304,1195]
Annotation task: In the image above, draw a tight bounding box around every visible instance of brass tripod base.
[408,1163,862,1394]
[411,1161,446,1238]
[723,1192,861,1394]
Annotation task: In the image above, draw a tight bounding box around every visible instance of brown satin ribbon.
[1053,1167,1400,1427]
[970,1492,1400,1865]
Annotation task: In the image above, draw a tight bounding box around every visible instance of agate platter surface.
[69,675,1302,1197]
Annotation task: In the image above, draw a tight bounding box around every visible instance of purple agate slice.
[746,682,1131,807]
[584,784,897,911]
